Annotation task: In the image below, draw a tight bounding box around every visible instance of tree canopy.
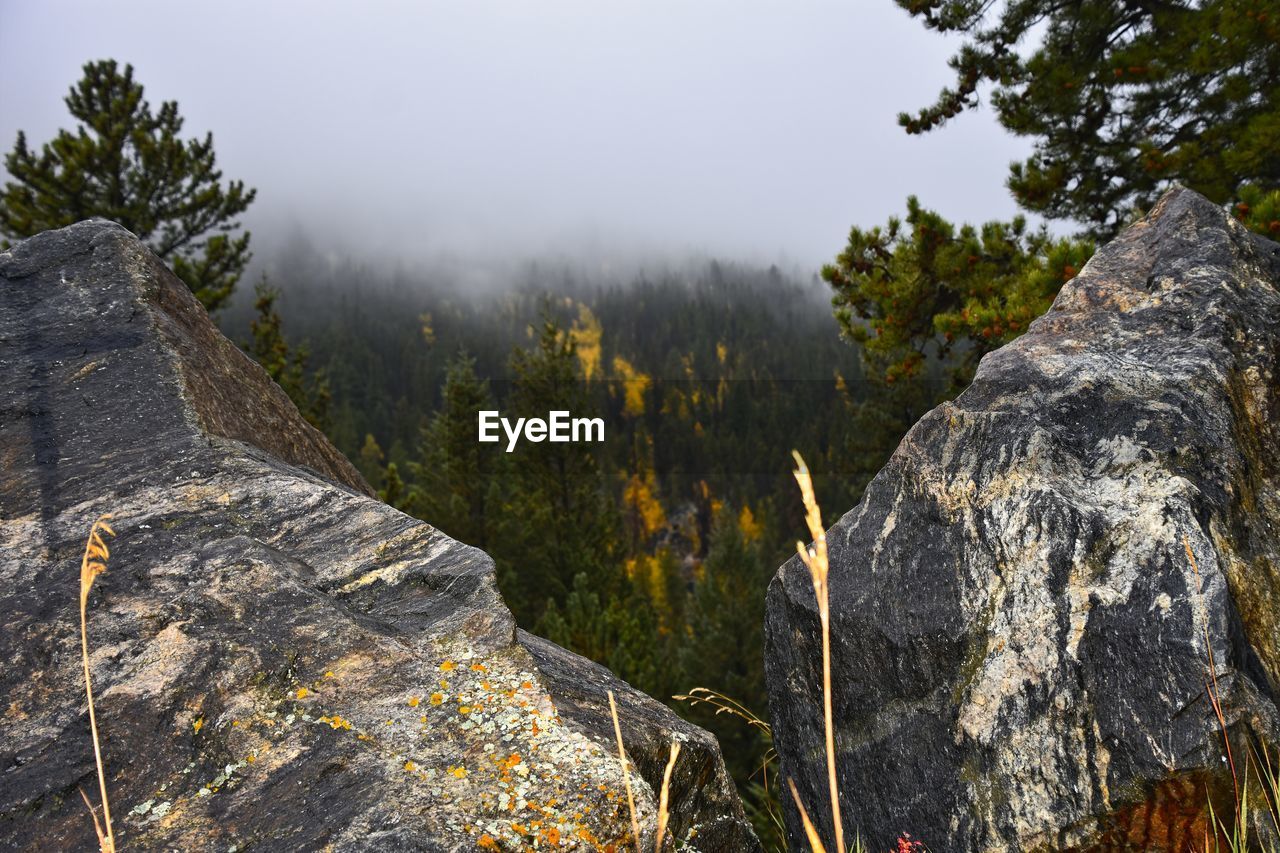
[896,0,1280,236]
[0,60,256,311]
[822,197,1093,382]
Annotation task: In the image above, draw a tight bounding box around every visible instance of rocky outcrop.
[765,188,1280,850]
[0,220,759,851]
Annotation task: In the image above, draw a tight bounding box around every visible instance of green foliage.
[379,462,408,509]
[538,571,670,699]
[0,59,255,310]
[896,0,1280,236]
[830,359,945,515]
[357,433,387,487]
[822,196,1093,383]
[679,515,770,774]
[246,278,331,431]
[408,351,503,548]
[489,315,622,623]
[1235,184,1280,238]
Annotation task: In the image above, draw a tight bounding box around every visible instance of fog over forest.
[0,0,1038,296]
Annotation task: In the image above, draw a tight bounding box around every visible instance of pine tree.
[538,572,669,699]
[0,60,256,310]
[896,0,1280,236]
[408,351,501,548]
[246,278,331,432]
[380,462,408,509]
[1235,184,1280,238]
[823,196,1093,383]
[678,513,770,778]
[490,315,620,624]
[357,433,386,487]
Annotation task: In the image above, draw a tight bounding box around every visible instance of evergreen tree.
[896,0,1280,236]
[357,433,387,487]
[491,315,620,624]
[830,355,948,506]
[408,351,501,548]
[678,514,770,777]
[1235,184,1280,238]
[823,196,1093,383]
[538,572,669,699]
[379,462,408,510]
[246,278,331,431]
[0,60,256,310]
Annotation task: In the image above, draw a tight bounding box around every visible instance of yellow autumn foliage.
[569,303,603,380]
[611,355,651,416]
[738,504,763,542]
[623,467,666,539]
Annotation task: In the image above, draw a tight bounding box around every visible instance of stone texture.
[0,220,758,851]
[765,188,1280,851]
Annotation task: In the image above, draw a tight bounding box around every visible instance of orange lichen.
[318,715,353,730]
[440,661,457,672]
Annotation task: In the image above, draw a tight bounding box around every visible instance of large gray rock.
[765,188,1280,851]
[0,220,759,851]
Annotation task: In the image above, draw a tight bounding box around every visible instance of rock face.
[0,220,759,851]
[765,188,1280,851]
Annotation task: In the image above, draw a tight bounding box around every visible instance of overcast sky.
[0,0,1033,276]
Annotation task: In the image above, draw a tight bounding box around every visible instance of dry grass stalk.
[655,741,681,851]
[79,514,117,853]
[673,688,783,837]
[672,687,772,738]
[608,689,642,850]
[792,451,844,853]
[787,778,830,853]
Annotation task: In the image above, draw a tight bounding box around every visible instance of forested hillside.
[220,251,952,840]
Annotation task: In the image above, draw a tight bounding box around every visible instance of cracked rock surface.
[0,220,758,852]
[766,188,1280,851]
